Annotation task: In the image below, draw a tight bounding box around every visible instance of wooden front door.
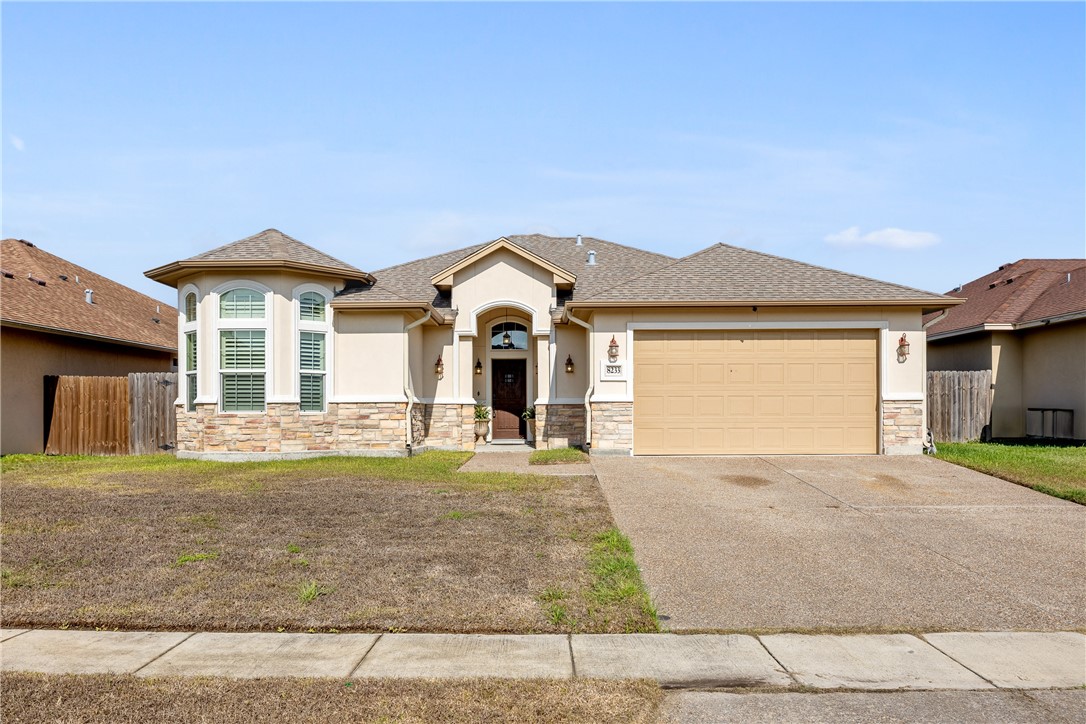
[491,359,526,440]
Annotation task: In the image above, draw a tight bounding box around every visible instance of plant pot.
[525,419,536,444]
[473,419,490,441]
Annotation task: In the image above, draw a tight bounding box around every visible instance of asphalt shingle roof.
[335,235,675,308]
[925,259,1086,336]
[1,238,177,350]
[579,243,954,304]
[186,228,366,276]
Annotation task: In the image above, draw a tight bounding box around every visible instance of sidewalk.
[2,629,1083,691]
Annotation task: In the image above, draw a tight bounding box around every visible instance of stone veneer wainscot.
[882,399,925,455]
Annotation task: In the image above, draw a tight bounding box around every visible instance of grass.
[587,528,659,632]
[0,674,664,724]
[529,447,590,465]
[171,552,219,568]
[0,451,657,634]
[298,581,331,604]
[936,442,1086,504]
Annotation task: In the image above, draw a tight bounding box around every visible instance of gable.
[430,237,576,289]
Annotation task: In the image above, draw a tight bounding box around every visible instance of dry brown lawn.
[1,673,664,723]
[0,452,657,633]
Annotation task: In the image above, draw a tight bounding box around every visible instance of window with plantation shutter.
[220,330,266,412]
[180,286,200,412]
[299,292,325,322]
[299,332,325,411]
[185,293,197,323]
[185,332,197,411]
[220,288,265,319]
[295,287,331,413]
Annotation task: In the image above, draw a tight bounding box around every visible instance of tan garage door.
[634,329,878,455]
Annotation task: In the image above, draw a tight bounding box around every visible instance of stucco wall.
[990,332,1024,437]
[1021,320,1086,440]
[451,248,554,335]
[927,333,993,372]
[1,326,174,454]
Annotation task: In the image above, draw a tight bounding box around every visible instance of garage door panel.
[634,329,877,455]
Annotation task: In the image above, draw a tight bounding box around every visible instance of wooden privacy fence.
[44,373,178,455]
[927,370,993,443]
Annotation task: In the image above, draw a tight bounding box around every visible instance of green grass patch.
[172,552,219,568]
[442,510,478,521]
[587,528,659,632]
[538,586,568,603]
[298,581,331,605]
[528,447,590,465]
[936,442,1086,504]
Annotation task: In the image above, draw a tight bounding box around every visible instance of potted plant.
[521,406,536,443]
[473,405,491,441]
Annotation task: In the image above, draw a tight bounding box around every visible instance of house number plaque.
[600,360,626,381]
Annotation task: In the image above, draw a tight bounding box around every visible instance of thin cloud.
[9,135,24,151]
[825,226,940,250]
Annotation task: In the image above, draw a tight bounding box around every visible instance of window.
[184,293,197,323]
[220,330,266,411]
[295,286,331,412]
[220,288,265,319]
[491,321,528,350]
[215,283,270,413]
[299,292,325,322]
[185,331,197,411]
[299,332,325,411]
[180,286,199,411]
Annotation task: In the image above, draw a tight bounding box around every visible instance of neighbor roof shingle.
[576,243,955,305]
[925,259,1086,336]
[1,238,177,351]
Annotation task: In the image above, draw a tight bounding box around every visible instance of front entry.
[491,359,526,440]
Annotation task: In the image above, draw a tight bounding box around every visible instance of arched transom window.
[491,321,528,350]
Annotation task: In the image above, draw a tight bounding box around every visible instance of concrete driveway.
[592,455,1085,631]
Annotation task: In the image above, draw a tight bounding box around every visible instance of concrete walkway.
[2,629,1083,691]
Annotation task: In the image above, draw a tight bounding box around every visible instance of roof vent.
[576,234,583,246]
[952,285,962,293]
[1066,272,1073,284]
[1,270,13,279]
[59,274,68,281]
[587,250,597,266]
[85,289,94,304]
[28,274,46,286]
[18,239,34,248]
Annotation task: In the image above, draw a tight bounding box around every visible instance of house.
[145,229,960,460]
[1,238,178,454]
[927,259,1086,441]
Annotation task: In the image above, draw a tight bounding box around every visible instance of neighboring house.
[145,229,960,460]
[927,259,1086,441]
[0,238,178,454]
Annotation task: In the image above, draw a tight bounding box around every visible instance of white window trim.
[178,284,200,408]
[292,283,334,413]
[211,280,273,413]
[489,320,530,351]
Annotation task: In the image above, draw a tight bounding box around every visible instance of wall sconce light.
[474,358,483,375]
[607,336,620,362]
[896,334,910,363]
[565,355,575,373]
[435,355,444,378]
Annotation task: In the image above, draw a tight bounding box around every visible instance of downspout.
[403,311,432,452]
[566,308,594,449]
[923,309,950,330]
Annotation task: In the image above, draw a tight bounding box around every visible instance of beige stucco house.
[927,259,1085,441]
[1,238,178,454]
[145,229,960,459]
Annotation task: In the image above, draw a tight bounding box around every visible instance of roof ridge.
[512,234,676,263]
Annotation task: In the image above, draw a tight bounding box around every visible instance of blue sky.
[4,2,1084,305]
